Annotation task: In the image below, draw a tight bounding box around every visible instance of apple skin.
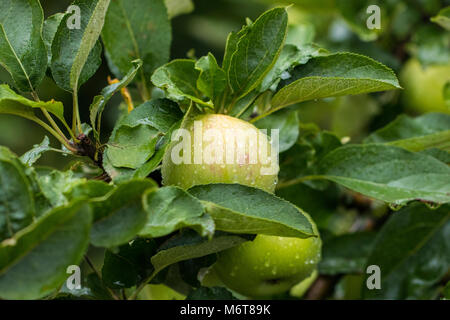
[161,114,278,193]
[213,231,321,298]
[400,59,450,113]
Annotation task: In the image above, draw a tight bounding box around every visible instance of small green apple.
[161,113,279,193]
[290,269,318,298]
[400,59,450,113]
[140,284,185,300]
[213,230,321,298]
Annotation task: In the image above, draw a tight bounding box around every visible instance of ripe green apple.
[212,223,321,298]
[161,113,279,193]
[400,59,450,113]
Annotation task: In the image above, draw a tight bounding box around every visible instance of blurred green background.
[1,0,448,169]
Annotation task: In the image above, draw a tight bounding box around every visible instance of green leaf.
[164,0,194,19]
[444,281,450,300]
[431,6,450,30]
[222,26,247,76]
[20,136,51,166]
[259,44,328,92]
[106,124,159,169]
[105,99,182,169]
[51,0,109,91]
[0,147,35,241]
[0,83,65,124]
[178,255,217,288]
[22,167,52,218]
[445,81,450,108]
[0,0,47,92]
[365,113,450,152]
[362,203,450,299]
[195,53,227,108]
[277,128,342,187]
[102,252,139,290]
[152,59,211,107]
[271,53,401,112]
[103,100,182,181]
[254,108,299,153]
[285,23,316,47]
[90,179,157,248]
[139,186,214,239]
[420,148,450,164]
[42,13,64,65]
[58,272,113,300]
[102,0,171,91]
[187,287,236,300]
[319,232,376,275]
[102,238,157,289]
[84,273,114,300]
[65,180,114,201]
[227,7,288,98]
[90,59,142,140]
[103,140,168,183]
[413,25,450,67]
[276,183,341,232]
[36,170,84,207]
[228,90,260,118]
[106,120,179,183]
[70,0,110,91]
[317,144,450,205]
[189,184,316,238]
[150,231,250,275]
[0,201,92,300]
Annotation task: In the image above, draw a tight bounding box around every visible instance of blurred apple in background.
[400,59,450,114]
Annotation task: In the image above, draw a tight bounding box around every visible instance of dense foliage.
[0,0,448,300]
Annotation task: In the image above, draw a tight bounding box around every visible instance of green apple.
[161,113,279,193]
[290,269,318,298]
[400,59,450,113]
[140,284,185,300]
[213,232,321,298]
